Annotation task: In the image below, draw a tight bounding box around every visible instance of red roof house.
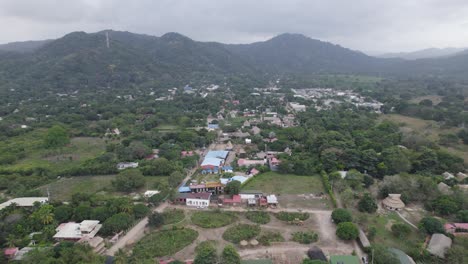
[4,248,18,259]
[445,223,468,235]
[223,195,241,205]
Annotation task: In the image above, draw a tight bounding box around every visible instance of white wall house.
[186,193,212,207]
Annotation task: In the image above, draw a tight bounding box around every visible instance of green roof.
[330,255,360,264]
[241,260,273,264]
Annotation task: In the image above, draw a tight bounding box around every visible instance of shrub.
[148,212,164,228]
[331,209,352,224]
[358,193,377,213]
[258,231,285,246]
[222,224,261,243]
[275,212,309,222]
[291,231,319,244]
[336,222,359,240]
[101,213,134,235]
[221,245,241,264]
[321,171,337,207]
[391,223,412,238]
[133,204,150,219]
[191,211,237,228]
[245,211,270,224]
[431,195,460,216]
[457,210,468,222]
[419,217,444,234]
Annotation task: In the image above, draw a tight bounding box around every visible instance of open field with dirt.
[242,172,325,195]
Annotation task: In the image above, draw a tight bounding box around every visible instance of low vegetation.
[191,210,237,228]
[162,209,185,225]
[132,228,198,259]
[257,231,285,246]
[245,211,271,224]
[222,224,261,243]
[291,231,319,244]
[274,211,309,222]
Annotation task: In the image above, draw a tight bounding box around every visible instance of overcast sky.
[1,0,468,53]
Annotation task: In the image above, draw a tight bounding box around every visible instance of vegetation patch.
[274,211,309,222]
[242,172,324,194]
[245,211,271,224]
[291,231,319,244]
[132,228,198,258]
[222,224,261,243]
[162,209,185,225]
[257,231,285,246]
[191,210,237,228]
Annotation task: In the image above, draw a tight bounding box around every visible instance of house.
[222,166,233,173]
[201,156,224,170]
[181,151,195,157]
[144,190,160,198]
[238,159,266,167]
[442,172,455,180]
[382,194,405,211]
[116,162,138,170]
[0,197,48,211]
[251,126,261,135]
[266,195,278,206]
[242,120,251,128]
[79,236,106,254]
[268,157,280,171]
[240,190,263,200]
[189,182,224,194]
[388,248,416,264]
[12,247,34,261]
[186,193,212,207]
[444,223,468,235]
[238,148,247,158]
[437,182,453,195]
[427,233,452,258]
[4,248,18,259]
[178,186,191,193]
[329,255,360,264]
[245,138,252,144]
[53,220,102,241]
[207,123,219,130]
[249,168,260,176]
[221,195,241,206]
[289,102,307,112]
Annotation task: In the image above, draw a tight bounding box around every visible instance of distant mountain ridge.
[1,30,468,94]
[378,47,467,60]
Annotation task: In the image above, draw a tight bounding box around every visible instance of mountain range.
[378,47,467,60]
[1,30,468,93]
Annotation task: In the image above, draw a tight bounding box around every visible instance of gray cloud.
[1,0,468,53]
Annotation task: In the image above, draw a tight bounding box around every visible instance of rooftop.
[0,197,48,210]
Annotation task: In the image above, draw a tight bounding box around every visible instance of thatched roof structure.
[240,240,248,247]
[427,233,452,258]
[307,246,327,261]
[382,194,405,210]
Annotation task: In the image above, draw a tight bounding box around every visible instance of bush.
[132,228,198,258]
[148,212,164,228]
[112,169,145,192]
[258,231,285,246]
[457,210,468,222]
[321,171,337,207]
[133,204,150,219]
[275,211,309,222]
[245,211,270,224]
[431,195,460,216]
[419,217,444,234]
[191,211,237,228]
[222,224,261,243]
[101,213,134,235]
[336,222,359,240]
[358,193,377,213]
[291,231,319,244]
[391,223,412,238]
[331,209,352,224]
[221,245,241,264]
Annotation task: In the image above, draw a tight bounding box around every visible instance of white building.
[0,197,48,211]
[144,190,160,198]
[116,162,139,170]
[186,193,211,207]
[266,195,278,205]
[289,102,306,112]
[53,220,102,241]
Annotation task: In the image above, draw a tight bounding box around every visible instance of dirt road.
[106,201,168,256]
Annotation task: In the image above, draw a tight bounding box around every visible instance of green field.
[242,172,324,194]
[37,175,168,201]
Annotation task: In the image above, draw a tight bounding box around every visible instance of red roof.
[223,195,241,204]
[4,248,18,256]
[445,223,468,230]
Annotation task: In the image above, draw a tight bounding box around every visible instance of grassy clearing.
[191,210,237,228]
[38,175,168,201]
[222,224,261,243]
[132,228,198,258]
[361,212,424,253]
[245,211,271,224]
[242,172,324,194]
[162,209,185,225]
